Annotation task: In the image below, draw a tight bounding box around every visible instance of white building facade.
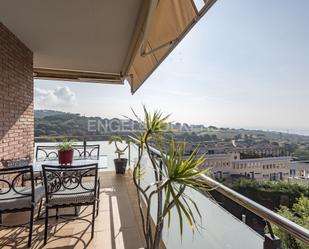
[290,161,309,179]
[204,152,291,180]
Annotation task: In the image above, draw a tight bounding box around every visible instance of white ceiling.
[0,0,142,74]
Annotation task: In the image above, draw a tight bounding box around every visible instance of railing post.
[35,145,39,161]
[264,234,282,249]
[157,159,163,237]
[138,144,141,186]
[128,141,131,166]
[241,214,246,223]
[264,221,282,249]
[83,136,87,159]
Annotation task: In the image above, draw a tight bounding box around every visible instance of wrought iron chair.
[5,158,30,167]
[42,164,99,244]
[5,158,42,186]
[0,166,45,247]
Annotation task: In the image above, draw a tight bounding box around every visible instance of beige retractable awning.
[0,0,216,94]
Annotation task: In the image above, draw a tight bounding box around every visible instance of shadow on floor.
[0,172,145,249]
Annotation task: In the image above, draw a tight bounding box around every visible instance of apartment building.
[290,161,309,179]
[203,152,291,180]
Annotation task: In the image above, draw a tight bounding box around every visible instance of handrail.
[127,135,309,245]
[198,174,309,244]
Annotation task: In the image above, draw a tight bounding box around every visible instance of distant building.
[290,161,309,179]
[203,152,290,180]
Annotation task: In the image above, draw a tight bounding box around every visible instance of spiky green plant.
[131,106,211,249]
[108,135,128,159]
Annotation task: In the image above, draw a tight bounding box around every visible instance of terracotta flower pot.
[58,150,73,165]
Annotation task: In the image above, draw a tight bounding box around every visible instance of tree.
[203,134,211,141]
[227,179,309,210]
[293,148,309,161]
[273,196,309,249]
[211,134,217,141]
[234,134,242,140]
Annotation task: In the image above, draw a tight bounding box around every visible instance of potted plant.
[131,107,211,249]
[57,140,75,165]
[109,136,129,174]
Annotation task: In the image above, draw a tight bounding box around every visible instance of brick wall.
[0,23,34,164]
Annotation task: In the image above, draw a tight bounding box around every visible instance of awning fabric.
[128,0,199,93]
[0,0,216,94]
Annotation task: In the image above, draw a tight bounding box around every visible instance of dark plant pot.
[114,158,128,174]
[58,150,73,165]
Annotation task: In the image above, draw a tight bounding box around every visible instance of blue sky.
[35,0,309,135]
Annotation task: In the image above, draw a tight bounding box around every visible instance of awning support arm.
[139,0,159,57]
[141,38,179,57]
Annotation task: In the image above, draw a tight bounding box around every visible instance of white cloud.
[34,86,77,109]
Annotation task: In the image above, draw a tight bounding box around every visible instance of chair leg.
[96,179,100,217]
[96,199,100,217]
[56,208,59,220]
[44,207,49,245]
[37,199,43,220]
[28,207,34,247]
[91,203,96,239]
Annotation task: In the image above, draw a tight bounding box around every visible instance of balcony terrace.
[0,1,309,249]
[1,138,306,249]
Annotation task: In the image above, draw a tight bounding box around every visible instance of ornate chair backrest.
[6,158,30,168]
[36,145,100,161]
[42,164,98,204]
[73,145,100,160]
[0,166,35,205]
[35,146,58,161]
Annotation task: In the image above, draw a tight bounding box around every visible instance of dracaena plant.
[130,106,210,249]
[108,135,129,159]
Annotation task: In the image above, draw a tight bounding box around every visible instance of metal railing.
[198,174,309,244]
[127,135,309,248]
